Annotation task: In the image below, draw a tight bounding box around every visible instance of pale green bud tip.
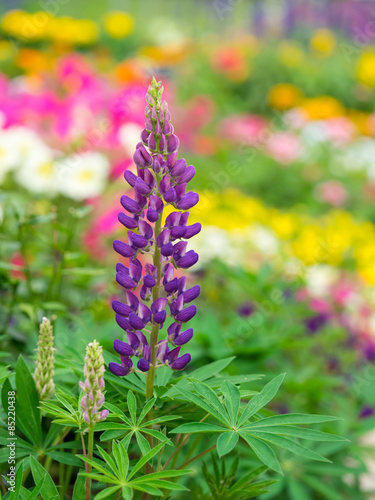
[33,317,55,401]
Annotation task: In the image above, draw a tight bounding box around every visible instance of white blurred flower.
[56,152,109,201]
[193,226,229,268]
[305,264,338,297]
[14,143,58,195]
[251,225,279,256]
[118,122,143,156]
[340,138,375,178]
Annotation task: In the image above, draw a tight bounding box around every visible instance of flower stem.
[176,444,216,470]
[85,425,94,500]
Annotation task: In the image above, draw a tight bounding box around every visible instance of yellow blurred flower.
[347,109,372,135]
[277,40,304,67]
[310,29,336,56]
[139,41,190,66]
[268,83,302,110]
[0,40,13,61]
[103,11,134,39]
[1,10,52,41]
[302,96,345,120]
[48,17,98,46]
[357,50,375,87]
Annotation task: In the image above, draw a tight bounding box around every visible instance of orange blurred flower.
[268,83,302,110]
[212,46,249,82]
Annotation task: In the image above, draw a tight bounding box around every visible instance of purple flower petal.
[137,358,150,372]
[174,328,194,345]
[124,170,137,187]
[175,305,197,323]
[176,192,199,210]
[144,274,156,287]
[161,242,174,256]
[114,339,134,356]
[113,240,136,258]
[118,213,138,230]
[116,314,132,331]
[170,158,187,177]
[109,362,130,377]
[183,223,202,239]
[112,300,133,317]
[178,165,195,184]
[116,272,137,289]
[182,285,201,303]
[170,353,191,370]
[120,195,141,214]
[177,251,199,269]
[129,313,145,330]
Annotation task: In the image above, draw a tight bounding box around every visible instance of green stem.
[176,445,216,471]
[85,425,94,500]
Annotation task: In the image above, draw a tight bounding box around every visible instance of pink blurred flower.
[316,180,348,206]
[325,117,355,145]
[267,131,302,165]
[220,114,267,146]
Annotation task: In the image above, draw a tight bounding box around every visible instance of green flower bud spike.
[33,317,55,401]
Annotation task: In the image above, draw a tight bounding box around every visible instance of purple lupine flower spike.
[111,77,200,380]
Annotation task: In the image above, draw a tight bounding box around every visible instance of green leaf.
[95,446,118,477]
[171,422,226,434]
[248,432,331,463]
[16,357,42,446]
[127,391,137,425]
[288,478,312,500]
[113,441,129,480]
[44,452,82,466]
[137,397,155,425]
[217,431,239,457]
[30,456,59,500]
[135,431,151,456]
[72,474,85,500]
[221,380,241,425]
[246,413,341,428]
[176,387,231,426]
[302,474,343,500]
[162,357,235,399]
[245,425,345,442]
[239,433,282,474]
[192,379,231,425]
[127,441,166,481]
[27,476,46,500]
[140,415,181,427]
[94,486,121,499]
[9,461,23,500]
[238,374,285,427]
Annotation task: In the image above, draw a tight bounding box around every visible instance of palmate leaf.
[171,374,344,473]
[79,440,190,497]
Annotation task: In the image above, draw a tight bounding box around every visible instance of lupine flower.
[109,77,201,378]
[79,340,109,425]
[33,317,55,401]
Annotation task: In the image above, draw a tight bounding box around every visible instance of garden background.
[1,0,375,498]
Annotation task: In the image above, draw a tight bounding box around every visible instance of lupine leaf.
[137,397,155,425]
[140,415,181,427]
[139,428,172,444]
[247,432,331,462]
[94,485,121,499]
[162,357,235,398]
[135,431,151,456]
[131,484,162,495]
[44,451,81,466]
[79,473,119,485]
[100,429,128,442]
[191,379,231,425]
[127,391,137,425]
[217,431,239,457]
[113,441,129,480]
[176,387,231,426]
[30,456,59,500]
[238,374,285,427]
[246,413,341,428]
[229,465,268,493]
[77,456,118,480]
[287,478,312,500]
[243,425,346,442]
[9,461,23,500]
[16,357,43,446]
[302,474,343,500]
[96,446,118,475]
[171,422,226,434]
[221,380,241,425]
[239,432,282,474]
[131,470,189,481]
[127,441,166,480]
[72,474,85,500]
[27,477,46,500]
